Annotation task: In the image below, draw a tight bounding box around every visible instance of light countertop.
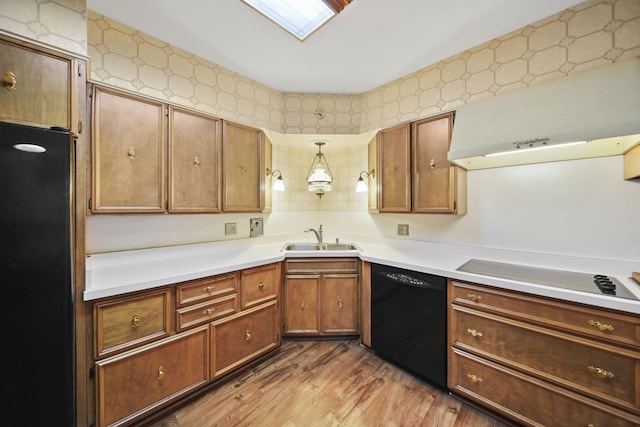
[84,235,640,315]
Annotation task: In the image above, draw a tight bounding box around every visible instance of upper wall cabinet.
[168,107,222,213]
[412,112,466,214]
[222,121,266,212]
[0,36,83,134]
[91,85,166,213]
[377,123,412,213]
[373,112,466,214]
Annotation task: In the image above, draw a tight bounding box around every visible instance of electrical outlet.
[250,217,264,237]
[397,224,409,236]
[225,222,237,235]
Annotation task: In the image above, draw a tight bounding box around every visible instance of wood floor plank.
[145,340,511,427]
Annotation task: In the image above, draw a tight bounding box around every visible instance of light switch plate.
[250,217,264,237]
[225,222,237,235]
[397,224,409,236]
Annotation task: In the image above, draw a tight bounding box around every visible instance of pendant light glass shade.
[307,141,333,198]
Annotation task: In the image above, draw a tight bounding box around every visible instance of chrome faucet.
[304,224,323,244]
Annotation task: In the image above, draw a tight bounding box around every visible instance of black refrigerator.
[0,121,75,426]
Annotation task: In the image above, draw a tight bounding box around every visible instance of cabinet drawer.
[211,300,279,378]
[176,273,237,307]
[94,290,171,358]
[95,325,209,427]
[241,263,280,309]
[453,306,640,412]
[176,294,237,331]
[451,280,640,349]
[285,258,359,274]
[450,349,640,427]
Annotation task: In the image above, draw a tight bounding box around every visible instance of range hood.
[449,59,640,170]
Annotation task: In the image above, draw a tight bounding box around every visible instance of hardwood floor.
[145,339,511,427]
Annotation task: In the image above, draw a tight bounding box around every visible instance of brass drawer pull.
[588,319,614,332]
[245,329,251,341]
[193,156,200,167]
[203,308,215,315]
[467,373,483,384]
[466,293,482,302]
[131,314,141,328]
[204,286,214,293]
[300,300,305,310]
[588,365,615,379]
[466,328,483,338]
[338,300,344,309]
[429,158,436,170]
[258,281,264,290]
[157,366,164,380]
[3,72,17,91]
[127,146,135,159]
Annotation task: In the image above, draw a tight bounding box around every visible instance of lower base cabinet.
[95,325,209,427]
[211,299,279,379]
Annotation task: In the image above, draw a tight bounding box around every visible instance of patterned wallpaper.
[0,0,87,56]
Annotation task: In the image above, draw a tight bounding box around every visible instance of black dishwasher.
[371,263,447,390]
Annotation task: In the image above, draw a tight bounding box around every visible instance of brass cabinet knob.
[245,329,251,341]
[203,308,215,315]
[131,314,141,328]
[587,365,615,379]
[429,158,436,170]
[157,366,165,380]
[127,146,135,159]
[467,373,483,384]
[338,300,344,309]
[466,328,483,338]
[193,156,200,167]
[204,286,214,293]
[300,300,305,310]
[3,72,17,91]
[258,282,264,290]
[588,319,614,332]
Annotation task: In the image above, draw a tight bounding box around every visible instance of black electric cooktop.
[457,259,639,301]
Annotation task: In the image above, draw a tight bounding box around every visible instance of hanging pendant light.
[306,141,333,198]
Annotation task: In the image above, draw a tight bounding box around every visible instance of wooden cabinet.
[240,263,280,309]
[448,280,640,426]
[222,121,265,212]
[412,112,466,214]
[95,325,209,427]
[367,134,379,212]
[283,258,359,337]
[175,273,238,332]
[168,107,221,213]
[94,289,171,358]
[374,112,466,214]
[211,299,279,379]
[91,85,166,213]
[0,36,76,131]
[377,123,411,212]
[263,134,274,212]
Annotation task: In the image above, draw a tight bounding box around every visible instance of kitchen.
[1,0,639,426]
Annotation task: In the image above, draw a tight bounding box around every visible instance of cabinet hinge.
[89,366,96,379]
[165,106,169,116]
[78,120,83,134]
[453,201,456,211]
[88,198,92,210]
[77,63,83,77]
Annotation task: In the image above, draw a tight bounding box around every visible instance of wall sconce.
[266,168,285,191]
[355,169,375,192]
[307,141,333,198]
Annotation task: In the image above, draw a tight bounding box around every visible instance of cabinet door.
[95,326,209,427]
[0,38,71,129]
[367,134,378,212]
[322,274,359,335]
[211,300,279,379]
[378,123,411,212]
[412,112,465,214]
[241,263,280,309]
[284,275,320,335]
[91,85,166,213]
[168,107,221,213]
[222,121,264,212]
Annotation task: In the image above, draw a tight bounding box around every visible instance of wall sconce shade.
[355,169,375,192]
[307,141,333,198]
[266,168,285,191]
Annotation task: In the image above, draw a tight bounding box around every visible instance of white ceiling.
[87,0,585,94]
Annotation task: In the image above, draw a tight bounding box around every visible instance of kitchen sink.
[281,242,361,251]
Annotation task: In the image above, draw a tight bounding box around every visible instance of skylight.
[242,0,336,41]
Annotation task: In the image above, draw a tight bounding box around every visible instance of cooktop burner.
[456,259,639,301]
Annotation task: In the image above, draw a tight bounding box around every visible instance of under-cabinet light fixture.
[485,140,587,157]
[307,141,333,198]
[266,168,285,191]
[355,169,375,192]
